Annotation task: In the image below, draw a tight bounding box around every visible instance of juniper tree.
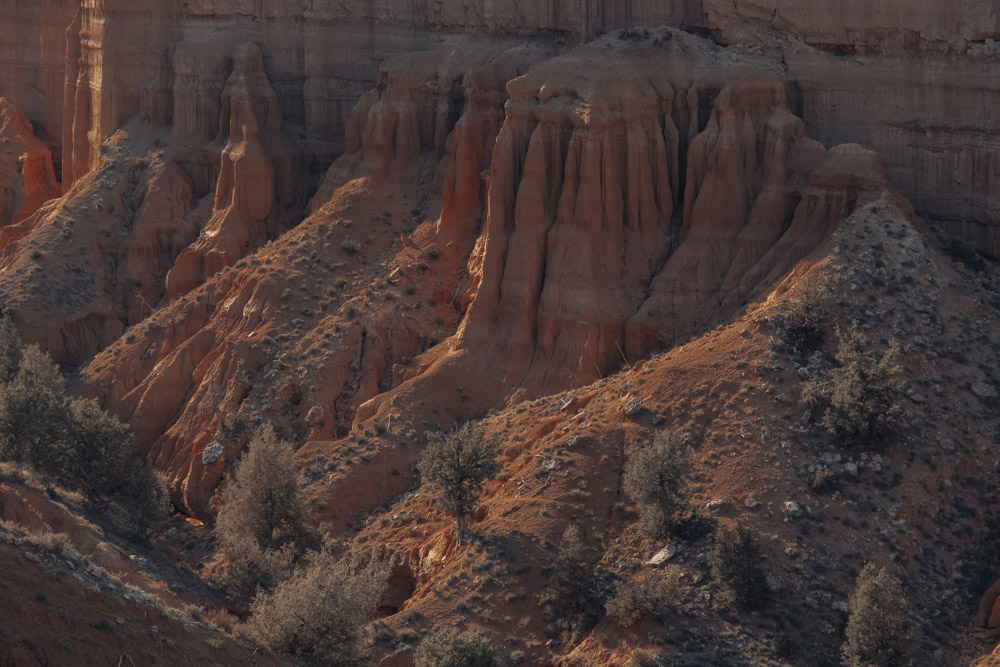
[819,324,903,446]
[623,430,693,538]
[417,421,499,545]
[215,426,312,604]
[414,629,500,667]
[250,552,388,666]
[0,346,67,470]
[709,524,770,610]
[842,563,911,667]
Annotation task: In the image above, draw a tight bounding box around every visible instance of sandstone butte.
[0,1,998,665]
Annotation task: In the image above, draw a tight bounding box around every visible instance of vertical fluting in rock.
[457,41,680,395]
[0,98,59,236]
[165,42,305,300]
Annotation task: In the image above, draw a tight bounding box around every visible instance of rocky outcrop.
[704,0,1000,55]
[0,98,59,235]
[75,45,551,518]
[0,134,200,364]
[165,42,306,299]
[378,33,914,410]
[0,36,309,366]
[2,0,997,256]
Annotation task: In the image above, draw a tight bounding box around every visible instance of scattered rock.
[705,499,727,512]
[783,501,803,518]
[201,441,225,466]
[622,398,642,419]
[972,381,998,401]
[646,544,678,566]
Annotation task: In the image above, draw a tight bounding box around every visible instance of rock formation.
[363,33,913,415]
[2,1,997,255]
[165,42,306,299]
[0,98,59,236]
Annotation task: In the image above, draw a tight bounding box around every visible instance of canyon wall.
[1,1,996,253]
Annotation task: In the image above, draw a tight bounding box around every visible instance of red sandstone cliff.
[1,0,997,256]
[0,98,59,235]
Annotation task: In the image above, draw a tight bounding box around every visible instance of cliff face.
[65,30,916,520]
[0,99,59,234]
[705,0,1000,54]
[1,0,997,256]
[365,33,912,414]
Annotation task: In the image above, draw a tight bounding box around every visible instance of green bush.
[222,541,295,608]
[805,324,902,447]
[540,525,590,611]
[125,464,173,540]
[623,430,693,538]
[417,421,499,545]
[0,328,167,527]
[250,553,387,666]
[709,524,770,610]
[215,426,312,604]
[414,629,500,667]
[60,398,133,496]
[0,346,67,470]
[216,426,311,552]
[772,278,827,356]
[841,564,911,667]
[0,310,22,383]
[605,570,681,627]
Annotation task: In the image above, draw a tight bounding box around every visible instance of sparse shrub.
[0,311,22,383]
[619,26,651,41]
[841,563,911,667]
[222,541,295,607]
[540,525,590,611]
[804,324,902,447]
[417,422,499,545]
[709,524,770,610]
[340,238,361,255]
[773,280,826,356]
[215,426,312,604]
[606,570,681,627]
[623,430,693,538]
[125,463,173,539]
[0,346,67,470]
[250,552,387,666]
[216,426,311,552]
[942,235,985,272]
[414,629,500,667]
[57,398,133,495]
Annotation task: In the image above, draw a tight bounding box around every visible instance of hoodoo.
[0,2,998,666]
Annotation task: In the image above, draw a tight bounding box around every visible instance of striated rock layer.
[77,32,913,521]
[363,33,913,416]
[0,35,308,366]
[2,1,997,255]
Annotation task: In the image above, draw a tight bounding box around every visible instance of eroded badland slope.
[0,2,999,665]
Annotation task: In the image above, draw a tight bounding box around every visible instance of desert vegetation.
[623,430,694,538]
[215,426,313,605]
[802,323,903,447]
[250,552,388,666]
[413,629,500,667]
[841,563,911,666]
[0,312,169,522]
[709,524,771,610]
[417,421,499,545]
